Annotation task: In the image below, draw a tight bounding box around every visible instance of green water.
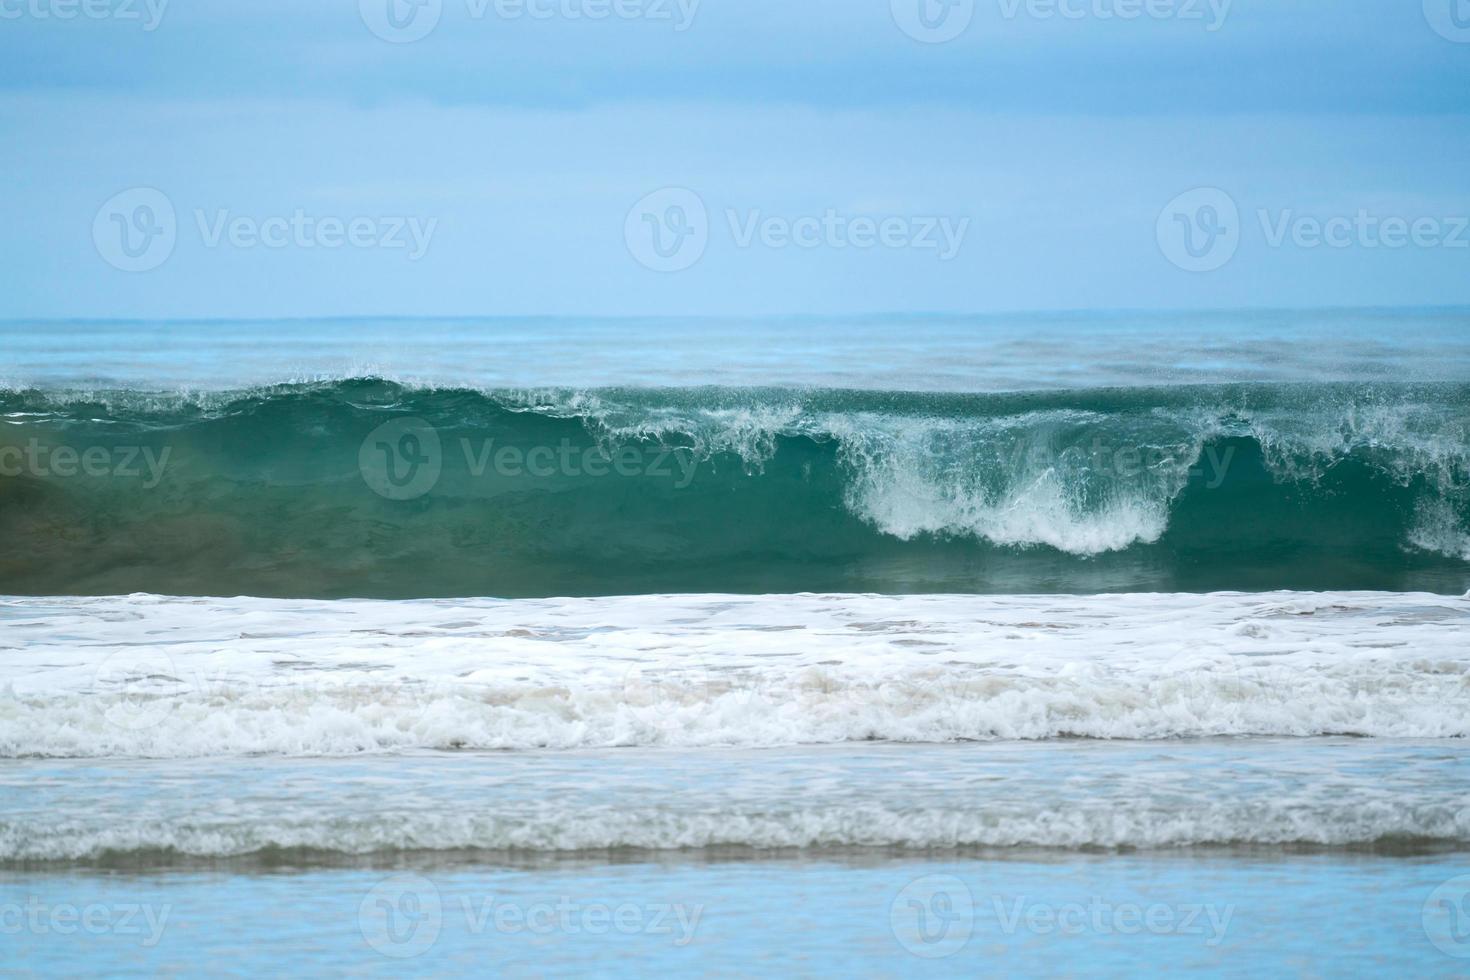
[2,380,1466,597]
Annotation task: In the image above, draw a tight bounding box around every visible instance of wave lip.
[3,591,1468,758]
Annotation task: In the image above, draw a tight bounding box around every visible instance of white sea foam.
[1409,497,1470,561]
[3,739,1467,859]
[559,389,1470,556]
[7,803,1468,861]
[559,397,1209,555]
[2,591,1467,758]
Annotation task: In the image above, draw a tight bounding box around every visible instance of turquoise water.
[4,312,1467,598]
[1,380,1467,597]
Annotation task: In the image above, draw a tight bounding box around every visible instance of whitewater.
[5,591,1469,759]
[3,588,1468,863]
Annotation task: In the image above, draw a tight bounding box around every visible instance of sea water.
[2,311,1468,975]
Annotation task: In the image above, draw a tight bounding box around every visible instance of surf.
[0,379,1467,597]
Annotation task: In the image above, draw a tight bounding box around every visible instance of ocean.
[3,311,1469,975]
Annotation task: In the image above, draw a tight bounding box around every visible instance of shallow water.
[6,852,1469,976]
[4,740,1470,862]
[4,593,1470,971]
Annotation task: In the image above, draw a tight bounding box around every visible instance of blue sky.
[2,0,1468,318]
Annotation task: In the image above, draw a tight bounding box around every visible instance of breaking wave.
[1,380,1467,596]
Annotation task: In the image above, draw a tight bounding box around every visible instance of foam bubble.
[3,591,1467,758]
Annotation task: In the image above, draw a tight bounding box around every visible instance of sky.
[1,0,1469,319]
